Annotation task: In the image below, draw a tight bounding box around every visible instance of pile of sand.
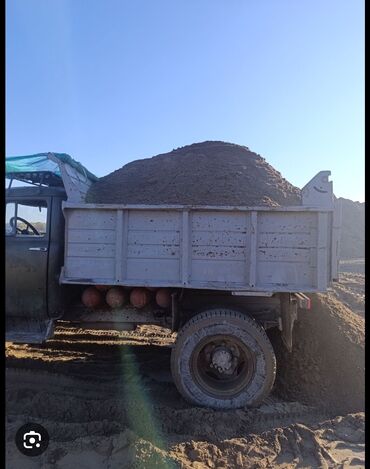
[86,141,302,206]
[331,272,364,316]
[338,198,365,259]
[269,293,365,415]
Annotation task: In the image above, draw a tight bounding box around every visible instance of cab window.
[5,202,16,235]
[5,200,48,237]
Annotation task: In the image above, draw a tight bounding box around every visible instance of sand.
[86,141,301,207]
[338,198,365,260]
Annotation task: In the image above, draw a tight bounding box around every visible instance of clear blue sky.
[6,0,364,201]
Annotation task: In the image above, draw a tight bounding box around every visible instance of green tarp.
[5,152,98,185]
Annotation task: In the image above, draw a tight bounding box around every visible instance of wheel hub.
[211,346,234,374]
[190,333,257,398]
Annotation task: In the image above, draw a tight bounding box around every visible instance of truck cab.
[5,152,96,343]
[5,186,67,342]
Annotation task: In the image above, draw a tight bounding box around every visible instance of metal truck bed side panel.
[61,203,336,293]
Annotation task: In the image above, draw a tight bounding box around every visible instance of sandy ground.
[6,260,364,468]
[330,273,364,318]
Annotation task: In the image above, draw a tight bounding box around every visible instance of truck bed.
[60,197,341,293]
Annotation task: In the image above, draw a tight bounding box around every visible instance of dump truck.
[5,152,342,409]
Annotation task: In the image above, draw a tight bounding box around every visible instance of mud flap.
[6,317,55,344]
[279,293,298,352]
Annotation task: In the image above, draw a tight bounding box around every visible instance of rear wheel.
[171,309,276,409]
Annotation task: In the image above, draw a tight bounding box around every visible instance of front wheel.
[171,309,276,409]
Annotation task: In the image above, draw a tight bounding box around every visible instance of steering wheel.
[9,216,40,236]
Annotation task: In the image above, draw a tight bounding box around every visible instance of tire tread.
[171,308,276,409]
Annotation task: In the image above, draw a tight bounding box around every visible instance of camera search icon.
[15,423,49,457]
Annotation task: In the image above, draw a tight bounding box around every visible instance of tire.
[171,308,276,409]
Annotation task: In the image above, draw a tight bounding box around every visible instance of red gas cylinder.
[130,288,151,309]
[106,287,128,309]
[155,288,171,308]
[147,287,158,292]
[81,287,103,308]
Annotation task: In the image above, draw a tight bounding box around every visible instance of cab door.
[5,197,52,341]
